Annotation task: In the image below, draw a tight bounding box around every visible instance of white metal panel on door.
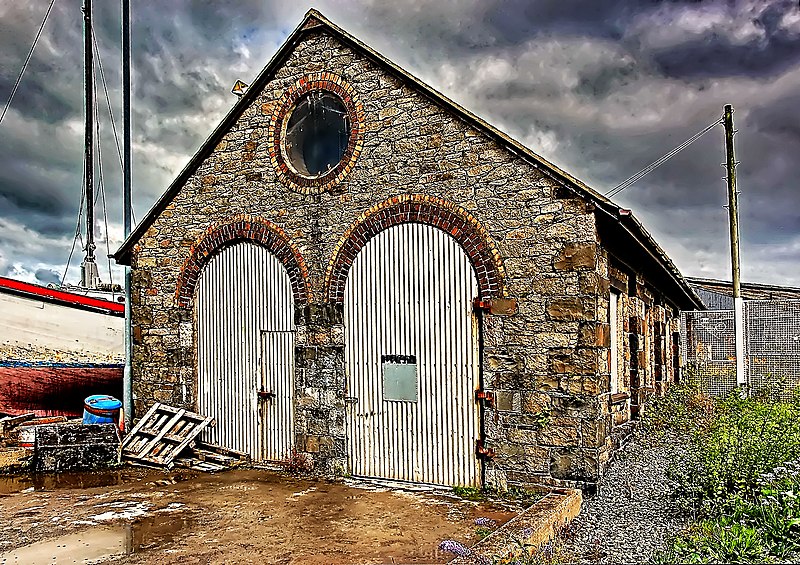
[196,241,294,461]
[344,223,480,486]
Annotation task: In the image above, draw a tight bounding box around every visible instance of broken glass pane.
[284,91,350,176]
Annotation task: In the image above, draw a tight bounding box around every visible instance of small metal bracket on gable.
[475,439,496,460]
[475,390,495,408]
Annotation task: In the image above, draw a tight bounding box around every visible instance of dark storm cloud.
[35,268,61,285]
[647,6,800,78]
[0,0,799,285]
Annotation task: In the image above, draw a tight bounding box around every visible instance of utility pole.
[122,0,133,430]
[723,104,746,389]
[80,0,99,288]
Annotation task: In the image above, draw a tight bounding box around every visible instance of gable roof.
[114,9,703,310]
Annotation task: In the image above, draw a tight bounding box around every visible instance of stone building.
[115,10,703,489]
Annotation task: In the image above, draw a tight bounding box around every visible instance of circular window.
[268,74,364,194]
[284,92,351,177]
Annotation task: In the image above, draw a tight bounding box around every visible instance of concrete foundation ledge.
[449,488,582,564]
[0,447,33,473]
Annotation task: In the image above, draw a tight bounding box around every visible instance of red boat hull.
[0,365,123,417]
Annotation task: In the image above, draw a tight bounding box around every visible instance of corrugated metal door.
[344,223,480,486]
[196,241,294,461]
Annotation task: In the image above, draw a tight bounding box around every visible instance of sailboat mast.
[81,0,98,288]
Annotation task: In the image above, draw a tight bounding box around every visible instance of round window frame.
[268,74,364,194]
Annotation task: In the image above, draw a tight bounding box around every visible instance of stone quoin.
[115,9,703,489]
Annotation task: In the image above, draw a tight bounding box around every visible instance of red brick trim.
[325,194,506,304]
[176,214,311,308]
[268,73,365,194]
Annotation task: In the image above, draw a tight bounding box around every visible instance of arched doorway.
[344,223,481,486]
[195,241,295,461]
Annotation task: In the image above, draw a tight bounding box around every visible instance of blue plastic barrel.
[83,395,122,425]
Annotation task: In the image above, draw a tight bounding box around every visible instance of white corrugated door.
[344,223,480,486]
[196,241,295,461]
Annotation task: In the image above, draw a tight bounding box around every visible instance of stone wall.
[128,28,682,487]
[596,260,683,475]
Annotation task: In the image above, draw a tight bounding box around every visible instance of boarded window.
[381,354,417,402]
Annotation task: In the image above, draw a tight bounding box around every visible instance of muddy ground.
[0,468,519,564]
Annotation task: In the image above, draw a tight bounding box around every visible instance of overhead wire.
[605,117,723,199]
[0,0,58,126]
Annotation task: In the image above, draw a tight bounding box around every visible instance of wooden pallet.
[121,403,214,468]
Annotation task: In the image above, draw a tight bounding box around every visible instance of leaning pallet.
[121,403,214,468]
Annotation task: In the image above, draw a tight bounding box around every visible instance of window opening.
[610,291,620,395]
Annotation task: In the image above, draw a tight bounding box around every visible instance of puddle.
[0,469,168,496]
[0,513,192,564]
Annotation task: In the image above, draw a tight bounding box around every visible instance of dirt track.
[0,468,517,564]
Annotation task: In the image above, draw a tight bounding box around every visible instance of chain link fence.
[681,300,800,399]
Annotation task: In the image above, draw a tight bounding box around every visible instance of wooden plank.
[173,458,226,472]
[194,441,249,459]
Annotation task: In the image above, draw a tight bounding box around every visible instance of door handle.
[344,396,358,404]
[258,390,276,401]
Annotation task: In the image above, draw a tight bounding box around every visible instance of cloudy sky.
[1,0,799,289]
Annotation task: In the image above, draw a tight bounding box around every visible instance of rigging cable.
[61,167,86,286]
[92,54,115,292]
[605,117,723,199]
[0,0,58,126]
[92,29,123,177]
[92,27,138,227]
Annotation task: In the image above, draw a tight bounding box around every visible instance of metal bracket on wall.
[257,390,276,401]
[472,297,519,316]
[475,390,495,408]
[475,439,496,460]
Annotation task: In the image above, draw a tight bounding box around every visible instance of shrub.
[654,459,800,564]
[282,447,313,474]
[669,393,800,512]
[641,380,714,436]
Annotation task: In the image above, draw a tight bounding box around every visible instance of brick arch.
[325,194,506,304]
[176,214,311,308]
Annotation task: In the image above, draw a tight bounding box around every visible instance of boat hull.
[0,364,123,417]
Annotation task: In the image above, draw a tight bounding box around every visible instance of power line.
[605,117,723,199]
[0,0,58,126]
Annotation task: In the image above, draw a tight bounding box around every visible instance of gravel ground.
[0,343,123,364]
[561,432,690,564]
